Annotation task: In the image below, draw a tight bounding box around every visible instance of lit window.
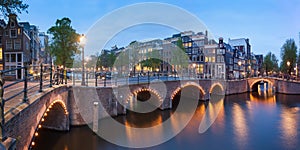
[17,28,21,35]
[199,64,204,73]
[211,57,215,62]
[205,57,209,62]
[0,48,2,60]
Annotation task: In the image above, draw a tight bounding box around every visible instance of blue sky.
[19,0,300,59]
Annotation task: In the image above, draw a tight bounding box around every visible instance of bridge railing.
[0,63,67,141]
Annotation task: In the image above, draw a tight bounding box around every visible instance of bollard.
[93,101,99,133]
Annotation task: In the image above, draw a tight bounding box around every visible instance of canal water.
[33,92,300,150]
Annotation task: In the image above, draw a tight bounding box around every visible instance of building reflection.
[280,106,298,150]
[232,104,249,148]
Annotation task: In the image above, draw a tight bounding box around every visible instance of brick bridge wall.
[5,78,300,149]
[69,79,227,125]
[4,85,70,150]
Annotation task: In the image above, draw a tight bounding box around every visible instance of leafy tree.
[97,51,117,70]
[86,54,100,69]
[127,41,140,75]
[280,39,297,75]
[141,50,162,70]
[263,52,278,76]
[170,38,189,73]
[47,17,80,68]
[0,0,28,18]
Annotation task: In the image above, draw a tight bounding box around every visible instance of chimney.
[219,37,224,48]
[205,30,208,37]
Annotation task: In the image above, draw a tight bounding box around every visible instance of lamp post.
[296,63,298,80]
[192,63,196,78]
[80,34,86,86]
[287,61,291,77]
[238,60,242,79]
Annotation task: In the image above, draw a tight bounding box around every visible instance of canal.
[33,92,300,150]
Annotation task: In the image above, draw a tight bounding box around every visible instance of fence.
[0,64,66,141]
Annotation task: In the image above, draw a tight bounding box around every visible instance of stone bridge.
[1,77,300,149]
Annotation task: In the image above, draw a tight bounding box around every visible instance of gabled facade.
[0,14,31,79]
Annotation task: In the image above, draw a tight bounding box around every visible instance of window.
[18,28,21,35]
[14,39,21,50]
[0,48,2,60]
[200,55,204,62]
[5,31,8,36]
[5,54,9,62]
[199,64,204,73]
[6,40,13,50]
[17,53,22,62]
[10,29,17,38]
[0,36,2,45]
[11,53,16,62]
[211,57,215,62]
[10,21,15,27]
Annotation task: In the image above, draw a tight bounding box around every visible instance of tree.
[263,52,278,76]
[47,18,80,68]
[170,38,189,73]
[280,39,297,75]
[97,51,117,70]
[141,49,162,70]
[0,0,28,18]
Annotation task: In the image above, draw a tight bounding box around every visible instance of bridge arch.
[209,82,225,95]
[249,78,274,92]
[127,87,164,103]
[170,81,206,100]
[30,100,69,148]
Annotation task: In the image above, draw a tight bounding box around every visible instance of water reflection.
[280,106,299,149]
[232,103,249,148]
[34,93,300,150]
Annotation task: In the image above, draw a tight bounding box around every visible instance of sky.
[18,0,300,60]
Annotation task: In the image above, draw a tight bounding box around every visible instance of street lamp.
[192,63,196,78]
[80,34,86,86]
[238,60,242,79]
[287,61,291,76]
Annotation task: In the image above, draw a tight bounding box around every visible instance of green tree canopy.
[98,51,117,70]
[0,0,28,18]
[263,52,278,76]
[280,39,297,74]
[47,17,80,68]
[170,38,189,72]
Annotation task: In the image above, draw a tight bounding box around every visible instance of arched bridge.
[1,76,300,149]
